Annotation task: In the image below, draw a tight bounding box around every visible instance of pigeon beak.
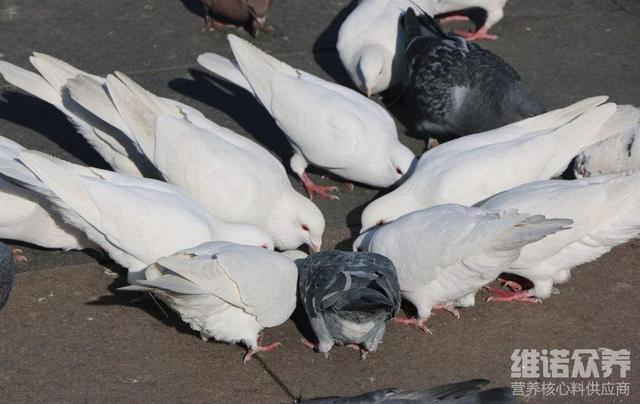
[256,17,267,29]
[309,241,322,253]
[366,86,373,98]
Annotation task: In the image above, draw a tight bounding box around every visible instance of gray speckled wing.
[299,378,516,403]
[0,242,16,310]
[403,8,543,137]
[298,251,400,350]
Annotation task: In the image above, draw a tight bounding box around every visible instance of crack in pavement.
[254,355,298,402]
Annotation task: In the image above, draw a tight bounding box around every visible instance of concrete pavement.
[0,0,639,402]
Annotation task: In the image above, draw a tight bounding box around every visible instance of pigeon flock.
[0,0,638,401]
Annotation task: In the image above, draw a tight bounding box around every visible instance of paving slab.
[0,0,639,402]
[261,241,640,403]
[0,264,289,403]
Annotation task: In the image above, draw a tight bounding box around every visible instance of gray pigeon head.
[298,251,401,357]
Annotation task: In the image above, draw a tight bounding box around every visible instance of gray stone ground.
[0,0,639,402]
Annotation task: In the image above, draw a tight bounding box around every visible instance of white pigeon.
[361,97,618,232]
[353,204,570,332]
[65,71,325,252]
[426,0,509,41]
[337,0,416,96]
[0,136,94,252]
[0,53,157,177]
[479,171,640,301]
[574,105,640,178]
[197,35,416,200]
[0,150,274,282]
[120,241,298,363]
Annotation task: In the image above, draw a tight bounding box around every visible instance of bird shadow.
[179,0,205,19]
[86,265,200,339]
[311,0,359,87]
[169,69,293,164]
[290,303,317,344]
[334,186,396,252]
[0,91,109,168]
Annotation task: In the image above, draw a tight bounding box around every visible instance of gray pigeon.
[299,379,515,403]
[403,8,544,138]
[0,241,16,310]
[298,251,400,359]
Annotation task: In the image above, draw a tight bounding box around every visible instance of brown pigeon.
[201,0,274,35]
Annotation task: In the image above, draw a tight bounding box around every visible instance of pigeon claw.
[454,26,498,41]
[345,343,370,360]
[484,287,542,304]
[498,277,524,292]
[393,316,433,335]
[301,173,340,201]
[300,338,316,350]
[243,341,283,363]
[10,247,27,262]
[434,303,460,319]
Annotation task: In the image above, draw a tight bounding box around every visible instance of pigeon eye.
[301,224,310,231]
[396,167,403,175]
[376,219,385,226]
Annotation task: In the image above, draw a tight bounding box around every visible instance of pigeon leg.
[434,303,460,318]
[300,338,332,358]
[301,172,339,201]
[498,277,524,292]
[244,334,283,363]
[346,344,370,360]
[438,15,470,23]
[454,26,498,41]
[10,247,27,262]
[393,316,432,335]
[252,18,273,34]
[301,338,316,350]
[484,287,542,304]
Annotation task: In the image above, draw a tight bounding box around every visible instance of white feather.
[361,98,618,231]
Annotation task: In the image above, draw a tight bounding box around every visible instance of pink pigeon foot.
[301,338,316,350]
[10,248,27,262]
[393,316,432,335]
[434,303,460,319]
[484,287,542,304]
[300,338,331,358]
[244,334,282,363]
[321,175,354,191]
[438,15,470,24]
[498,277,524,292]
[301,173,339,201]
[454,26,498,41]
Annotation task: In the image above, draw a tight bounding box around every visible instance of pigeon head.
[267,191,325,252]
[389,142,416,179]
[360,190,420,233]
[357,46,389,97]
